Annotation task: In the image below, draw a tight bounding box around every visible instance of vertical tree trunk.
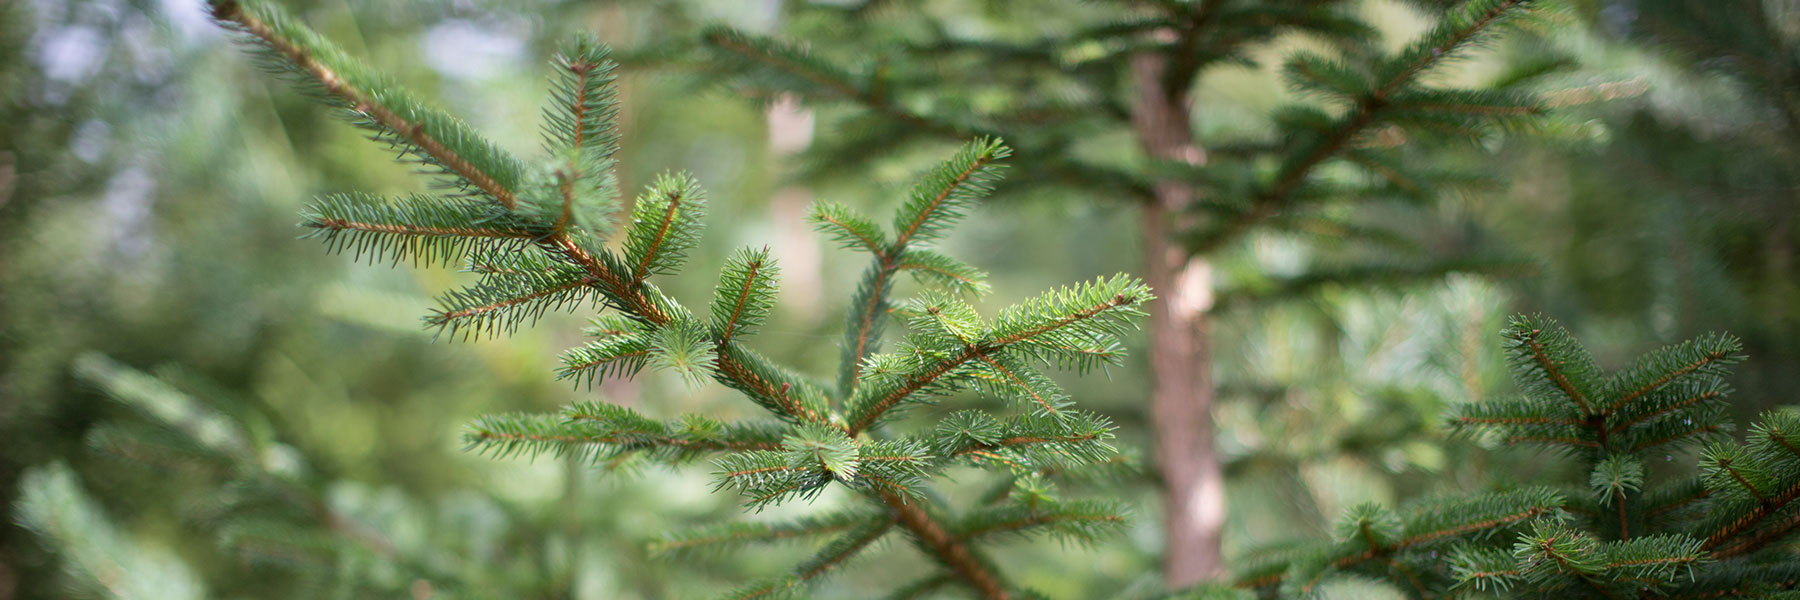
[765,94,824,319]
[1129,52,1226,587]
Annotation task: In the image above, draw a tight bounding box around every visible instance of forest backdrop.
[2,0,1797,598]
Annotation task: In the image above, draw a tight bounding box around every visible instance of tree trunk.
[765,95,824,319]
[1129,51,1226,587]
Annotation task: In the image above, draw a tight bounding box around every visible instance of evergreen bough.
[199,1,1153,598]
[1234,316,1800,599]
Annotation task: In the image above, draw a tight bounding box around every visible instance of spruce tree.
[181,1,1155,597]
[693,0,1565,583]
[1233,315,1800,598]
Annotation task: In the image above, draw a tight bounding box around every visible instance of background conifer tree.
[1477,0,1800,416]
[1234,315,1800,598]
[692,0,1568,584]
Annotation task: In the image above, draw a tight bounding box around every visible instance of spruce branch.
[846,275,1151,435]
[890,138,1008,249]
[464,413,616,461]
[558,334,653,388]
[725,519,895,600]
[209,0,655,327]
[542,34,620,159]
[648,318,719,386]
[208,0,524,208]
[1602,333,1743,415]
[1243,487,1565,593]
[710,247,780,342]
[883,490,1011,600]
[892,249,991,297]
[623,172,707,282]
[1190,0,1538,254]
[969,353,1071,417]
[301,193,536,267]
[835,138,1009,399]
[809,201,890,256]
[1697,438,1800,557]
[951,500,1130,545]
[649,512,885,558]
[427,256,600,339]
[208,7,1135,594]
[465,404,785,465]
[1456,316,1743,458]
[700,27,983,138]
[838,263,899,399]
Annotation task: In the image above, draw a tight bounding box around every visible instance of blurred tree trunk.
[1130,52,1225,585]
[767,94,823,319]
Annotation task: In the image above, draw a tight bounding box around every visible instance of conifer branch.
[1632,424,1725,453]
[891,140,1006,249]
[1605,347,1738,415]
[650,511,886,558]
[543,35,619,157]
[847,283,1145,435]
[951,501,1129,544]
[837,140,1008,399]
[881,491,1010,600]
[624,172,706,283]
[1191,0,1533,254]
[893,249,990,297]
[209,0,523,208]
[701,28,982,138]
[713,345,831,424]
[842,264,897,398]
[1701,478,1800,555]
[309,219,530,240]
[207,6,1129,594]
[711,247,779,342]
[810,202,889,257]
[558,336,652,388]
[1517,325,1596,415]
[1608,391,1724,435]
[427,275,600,338]
[727,520,896,599]
[210,0,662,328]
[973,355,1061,416]
[302,193,537,267]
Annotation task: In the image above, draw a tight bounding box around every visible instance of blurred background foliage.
[1,0,1795,598]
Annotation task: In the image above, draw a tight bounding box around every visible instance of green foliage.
[889,138,1010,247]
[1452,315,1741,456]
[299,192,531,267]
[430,251,601,338]
[17,463,206,600]
[18,354,585,598]
[622,172,707,282]
[710,246,780,341]
[1235,317,1800,598]
[207,0,527,205]
[698,0,1550,266]
[187,3,1154,597]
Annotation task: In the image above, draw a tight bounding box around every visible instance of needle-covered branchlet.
[208,2,1151,597]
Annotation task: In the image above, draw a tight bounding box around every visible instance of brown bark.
[1129,51,1226,586]
[881,491,1010,600]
